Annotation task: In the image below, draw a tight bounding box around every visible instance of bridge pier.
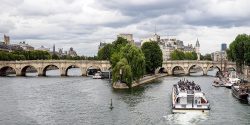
[60,68,67,76]
[81,68,87,76]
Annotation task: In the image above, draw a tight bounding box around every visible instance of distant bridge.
[0,60,110,76]
[160,60,236,75]
[0,60,236,76]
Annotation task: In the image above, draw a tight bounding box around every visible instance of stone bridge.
[160,60,236,75]
[0,60,236,76]
[0,60,110,76]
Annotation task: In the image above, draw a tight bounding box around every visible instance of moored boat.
[92,71,102,79]
[172,79,210,113]
[231,85,248,102]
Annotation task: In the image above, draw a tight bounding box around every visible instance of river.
[0,70,249,125]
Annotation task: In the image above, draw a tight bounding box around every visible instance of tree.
[141,41,163,74]
[227,34,250,73]
[201,54,212,61]
[184,52,197,60]
[97,44,113,60]
[111,44,145,88]
[170,50,185,60]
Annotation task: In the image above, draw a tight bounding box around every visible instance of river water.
[0,70,249,125]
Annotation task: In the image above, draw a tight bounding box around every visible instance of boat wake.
[163,112,208,125]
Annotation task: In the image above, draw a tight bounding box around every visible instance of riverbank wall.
[112,73,167,89]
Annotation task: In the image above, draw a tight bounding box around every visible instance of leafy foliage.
[170,50,197,60]
[227,34,250,72]
[141,41,163,74]
[97,44,113,60]
[201,54,212,61]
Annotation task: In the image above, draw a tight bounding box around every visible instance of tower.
[4,34,10,45]
[53,44,55,54]
[195,38,200,60]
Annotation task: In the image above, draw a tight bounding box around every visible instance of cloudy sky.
[1,0,250,56]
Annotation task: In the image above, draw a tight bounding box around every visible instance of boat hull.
[172,108,210,113]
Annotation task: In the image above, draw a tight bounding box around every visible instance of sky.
[1,0,250,56]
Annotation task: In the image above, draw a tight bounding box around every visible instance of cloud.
[0,0,250,55]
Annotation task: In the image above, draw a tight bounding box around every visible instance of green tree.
[201,54,212,61]
[227,34,250,73]
[97,44,113,60]
[52,54,60,60]
[111,44,145,88]
[170,50,185,60]
[141,41,163,74]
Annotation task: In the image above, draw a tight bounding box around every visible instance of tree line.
[227,34,250,73]
[0,50,99,61]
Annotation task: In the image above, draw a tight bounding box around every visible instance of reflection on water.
[67,68,82,76]
[46,69,61,76]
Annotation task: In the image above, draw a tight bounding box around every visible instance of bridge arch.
[207,65,221,72]
[86,65,101,76]
[43,64,60,76]
[21,65,38,76]
[156,67,168,74]
[0,66,16,76]
[226,66,236,71]
[172,66,185,75]
[188,65,204,75]
[65,65,82,76]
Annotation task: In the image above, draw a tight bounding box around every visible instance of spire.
[53,44,55,54]
[195,38,200,47]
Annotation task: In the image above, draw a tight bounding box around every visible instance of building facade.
[212,51,227,61]
[68,47,77,57]
[158,38,198,61]
[18,41,34,51]
[141,34,160,46]
[117,34,134,44]
[37,45,50,51]
[4,34,10,45]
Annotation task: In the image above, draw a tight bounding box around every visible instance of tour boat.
[231,85,249,102]
[172,79,210,113]
[92,71,102,79]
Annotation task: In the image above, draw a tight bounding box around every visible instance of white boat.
[224,71,241,88]
[172,80,210,113]
[92,72,102,79]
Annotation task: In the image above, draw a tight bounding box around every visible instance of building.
[221,43,227,51]
[157,37,197,61]
[53,44,55,54]
[98,42,108,50]
[117,34,134,44]
[195,39,200,60]
[37,45,50,51]
[68,47,77,57]
[212,51,227,61]
[141,33,160,46]
[17,41,34,51]
[4,34,10,45]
